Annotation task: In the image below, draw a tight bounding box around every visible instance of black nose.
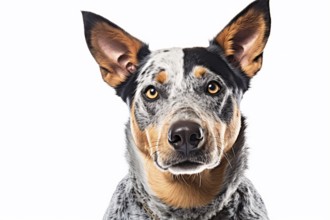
[168,120,203,155]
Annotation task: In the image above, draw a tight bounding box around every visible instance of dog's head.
[83,0,270,208]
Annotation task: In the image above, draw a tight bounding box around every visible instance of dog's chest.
[104,175,268,220]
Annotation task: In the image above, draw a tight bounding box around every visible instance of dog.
[82,0,271,219]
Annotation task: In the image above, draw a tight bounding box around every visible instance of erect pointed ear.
[212,0,271,78]
[82,11,149,88]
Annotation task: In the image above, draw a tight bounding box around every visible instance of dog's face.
[83,0,270,207]
[131,47,244,175]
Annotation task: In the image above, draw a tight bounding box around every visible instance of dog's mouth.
[153,143,220,175]
[172,160,203,169]
[168,160,206,175]
[154,155,209,175]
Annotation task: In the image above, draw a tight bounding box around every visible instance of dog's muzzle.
[164,120,209,175]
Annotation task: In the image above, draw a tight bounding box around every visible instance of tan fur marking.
[145,116,235,208]
[213,99,241,154]
[146,156,227,208]
[130,103,150,155]
[224,100,241,153]
[194,66,207,78]
[155,71,168,84]
[100,67,124,88]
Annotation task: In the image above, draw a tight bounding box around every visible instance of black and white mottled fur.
[82,0,271,219]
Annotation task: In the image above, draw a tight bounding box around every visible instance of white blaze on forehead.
[137,48,184,87]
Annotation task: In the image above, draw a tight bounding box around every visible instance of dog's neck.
[125,117,248,219]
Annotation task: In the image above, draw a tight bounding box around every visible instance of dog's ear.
[211,0,271,78]
[82,11,148,88]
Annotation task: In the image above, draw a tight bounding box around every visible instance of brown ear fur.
[214,0,271,78]
[82,12,146,87]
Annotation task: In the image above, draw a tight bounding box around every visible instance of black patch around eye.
[183,47,249,92]
[219,97,234,124]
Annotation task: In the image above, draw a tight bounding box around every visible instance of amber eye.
[144,86,159,100]
[207,81,221,95]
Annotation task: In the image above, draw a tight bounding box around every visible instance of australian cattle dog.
[82,0,271,219]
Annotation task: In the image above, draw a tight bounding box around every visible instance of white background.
[0,1,329,220]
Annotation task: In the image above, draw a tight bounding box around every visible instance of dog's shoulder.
[213,177,268,220]
[103,175,149,220]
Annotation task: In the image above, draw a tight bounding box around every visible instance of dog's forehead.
[137,48,185,84]
[137,47,235,86]
[137,47,225,90]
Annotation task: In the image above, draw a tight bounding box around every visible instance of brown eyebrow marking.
[155,70,168,84]
[194,66,207,78]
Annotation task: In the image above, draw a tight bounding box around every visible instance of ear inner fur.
[91,22,143,87]
[83,12,146,88]
[214,1,270,78]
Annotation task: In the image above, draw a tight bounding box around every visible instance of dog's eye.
[144,86,159,101]
[206,81,221,95]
